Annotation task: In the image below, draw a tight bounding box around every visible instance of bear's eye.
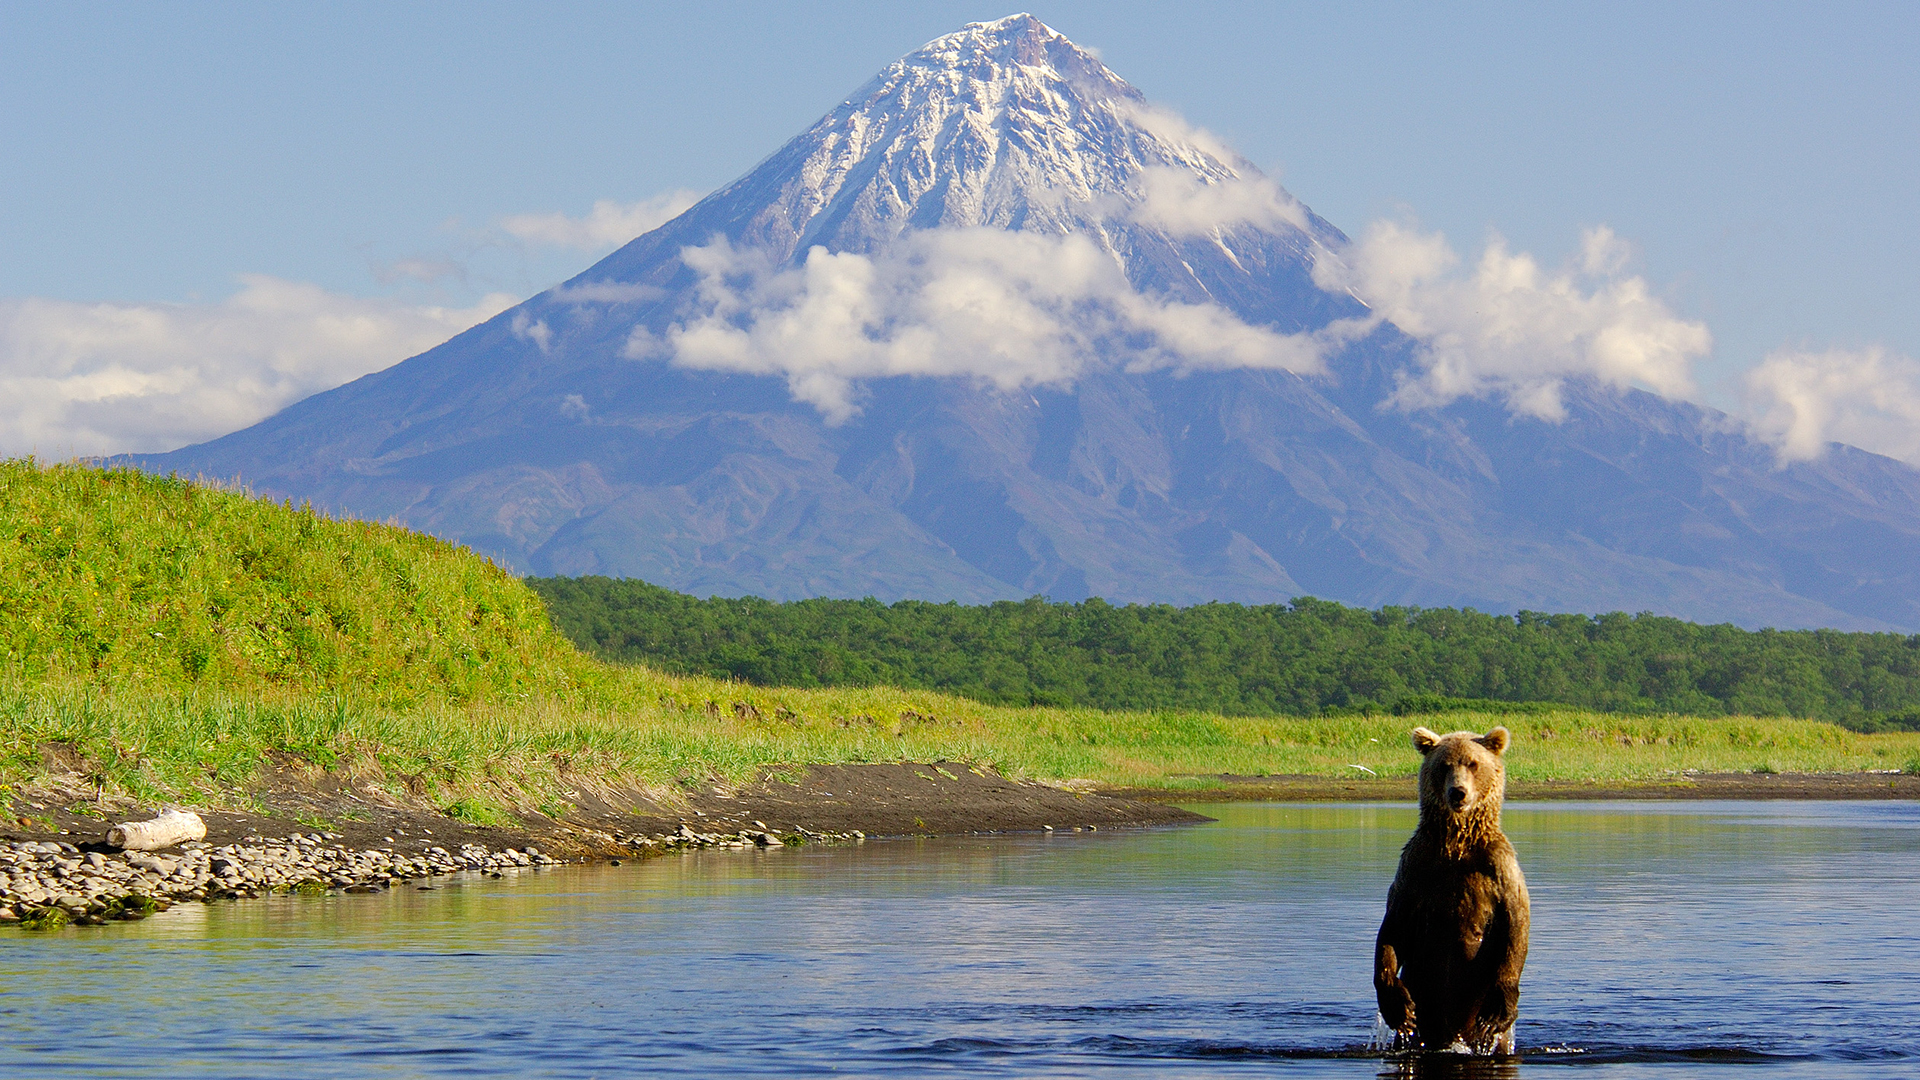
[1466,761,1479,770]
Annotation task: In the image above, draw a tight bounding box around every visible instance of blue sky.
[2,1,1916,456]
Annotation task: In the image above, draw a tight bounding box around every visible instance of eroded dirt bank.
[5,759,1209,861]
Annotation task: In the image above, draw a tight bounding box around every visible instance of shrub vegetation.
[530,576,1920,728]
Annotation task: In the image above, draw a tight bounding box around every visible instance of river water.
[4,801,1917,1078]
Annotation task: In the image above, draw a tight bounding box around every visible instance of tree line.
[527,576,1920,728]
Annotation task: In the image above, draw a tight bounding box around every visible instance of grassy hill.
[0,460,578,701]
[2,461,1914,821]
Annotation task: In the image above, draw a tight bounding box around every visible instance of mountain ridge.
[132,14,1920,632]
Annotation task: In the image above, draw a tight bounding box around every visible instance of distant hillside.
[531,575,1920,727]
[0,461,581,701]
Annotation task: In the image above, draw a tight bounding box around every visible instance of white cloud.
[1118,101,1252,176]
[498,191,701,250]
[1314,223,1711,420]
[1095,100,1312,239]
[510,310,552,354]
[1743,346,1920,465]
[641,230,1329,423]
[1124,167,1310,237]
[0,276,514,457]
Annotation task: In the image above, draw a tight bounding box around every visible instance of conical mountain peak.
[636,12,1307,269]
[888,13,1129,105]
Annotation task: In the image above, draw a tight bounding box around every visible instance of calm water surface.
[4,801,1917,1078]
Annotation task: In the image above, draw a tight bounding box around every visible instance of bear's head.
[1411,726,1510,831]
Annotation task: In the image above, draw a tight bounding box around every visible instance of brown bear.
[1373,725,1530,1054]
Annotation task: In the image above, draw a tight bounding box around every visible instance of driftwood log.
[107,809,206,850]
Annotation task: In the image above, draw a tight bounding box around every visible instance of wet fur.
[1374,726,1531,1054]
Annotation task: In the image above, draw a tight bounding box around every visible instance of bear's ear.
[1411,727,1441,754]
[1477,726,1511,756]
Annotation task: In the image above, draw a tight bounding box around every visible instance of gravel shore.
[0,822,864,930]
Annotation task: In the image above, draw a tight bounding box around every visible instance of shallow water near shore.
[4,800,1917,1077]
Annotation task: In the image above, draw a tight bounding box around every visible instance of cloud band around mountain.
[1312,223,1711,421]
[6,180,1912,470]
[642,229,1331,423]
[639,205,1717,439]
[1744,345,1920,465]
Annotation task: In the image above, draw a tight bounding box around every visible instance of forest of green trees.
[528,576,1920,729]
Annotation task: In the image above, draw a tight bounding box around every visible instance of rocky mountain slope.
[135,15,1920,631]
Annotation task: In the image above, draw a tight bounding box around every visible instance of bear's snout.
[1439,763,1479,811]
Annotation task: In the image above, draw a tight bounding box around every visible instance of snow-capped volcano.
[134,15,1920,631]
[567,15,1356,422]
[693,14,1323,260]
[591,13,1350,332]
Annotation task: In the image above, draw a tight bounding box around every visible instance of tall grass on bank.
[6,673,1916,819]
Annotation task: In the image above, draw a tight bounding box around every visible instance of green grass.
[2,460,1915,819]
[3,675,1915,816]
[0,459,579,702]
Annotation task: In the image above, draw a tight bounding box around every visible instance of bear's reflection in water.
[1371,1016,1523,1080]
[1377,1053,1521,1080]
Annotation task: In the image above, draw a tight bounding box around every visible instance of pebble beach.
[0,823,863,930]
